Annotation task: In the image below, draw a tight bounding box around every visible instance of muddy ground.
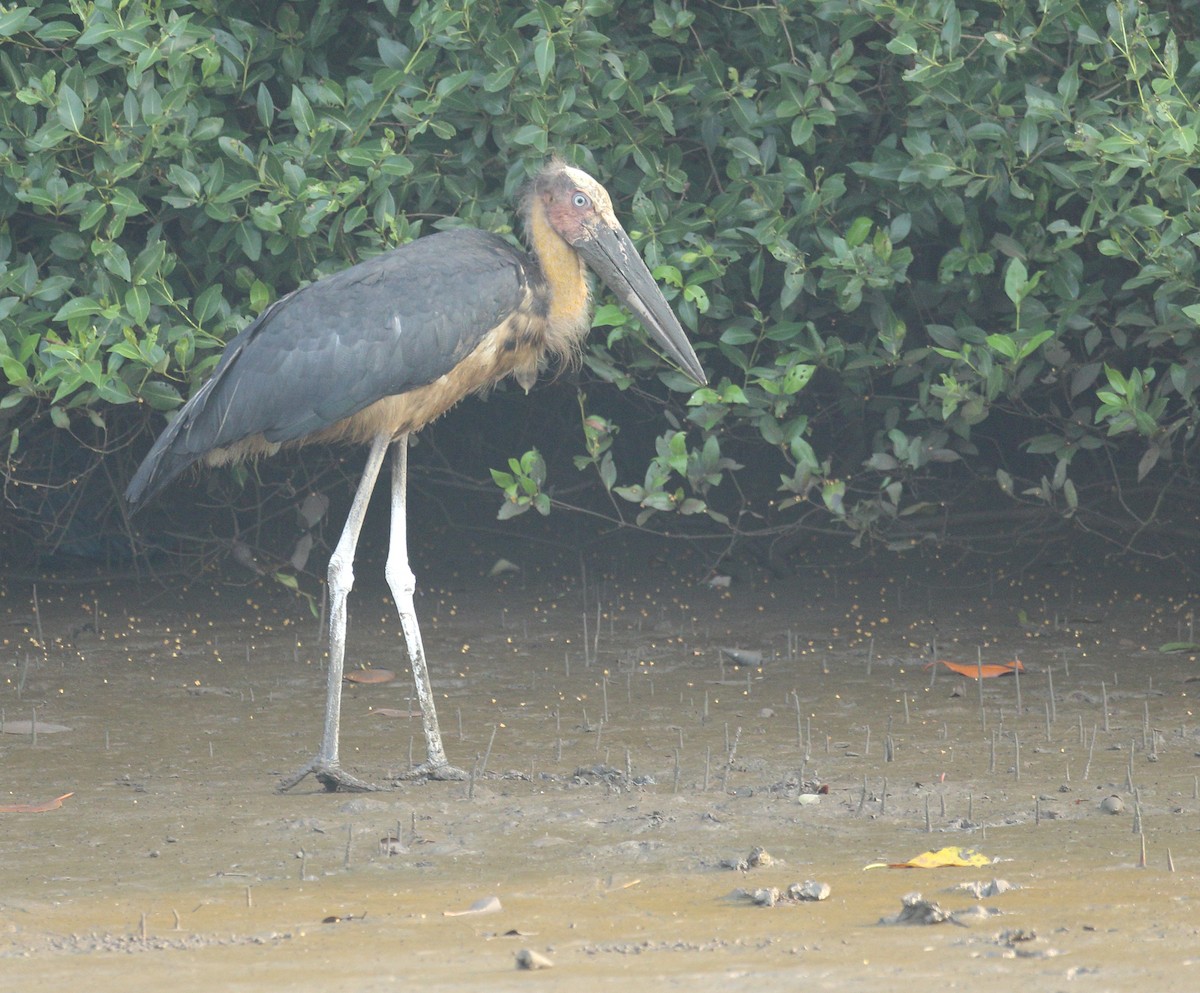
[2,521,1199,992]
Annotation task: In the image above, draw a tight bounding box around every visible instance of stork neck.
[527,199,591,330]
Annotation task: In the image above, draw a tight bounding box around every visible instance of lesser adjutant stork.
[126,158,705,791]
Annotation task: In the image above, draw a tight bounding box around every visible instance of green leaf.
[124,285,150,325]
[1003,258,1028,306]
[434,70,473,98]
[273,571,299,590]
[509,124,547,151]
[0,7,33,37]
[137,381,183,411]
[534,33,555,85]
[218,136,255,165]
[249,279,270,313]
[57,83,84,132]
[986,334,1018,360]
[289,85,314,135]
[97,241,131,281]
[1016,330,1054,360]
[53,297,103,322]
[846,216,872,248]
[1124,204,1165,227]
[167,164,202,199]
[599,452,616,491]
[1063,478,1077,510]
[256,83,275,128]
[1103,365,1128,395]
[886,34,919,56]
[497,499,529,521]
[1018,116,1038,156]
[194,284,225,324]
[379,154,414,177]
[781,364,815,394]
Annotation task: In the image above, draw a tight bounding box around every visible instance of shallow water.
[2,537,1198,991]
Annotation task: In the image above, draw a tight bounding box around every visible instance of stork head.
[527,159,706,385]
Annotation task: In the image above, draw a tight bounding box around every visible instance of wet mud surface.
[3,532,1199,991]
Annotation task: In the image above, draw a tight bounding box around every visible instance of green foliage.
[490,448,549,520]
[2,0,1199,562]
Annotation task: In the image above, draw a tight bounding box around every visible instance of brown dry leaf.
[344,668,395,685]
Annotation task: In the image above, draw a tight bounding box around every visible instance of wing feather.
[126,229,529,507]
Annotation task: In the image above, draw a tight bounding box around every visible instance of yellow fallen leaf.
[864,846,993,870]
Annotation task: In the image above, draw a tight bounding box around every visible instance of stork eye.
[572,192,591,209]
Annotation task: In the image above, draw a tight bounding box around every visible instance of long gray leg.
[387,436,466,780]
[279,433,390,792]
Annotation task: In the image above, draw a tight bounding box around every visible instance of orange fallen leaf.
[344,668,396,685]
[0,791,74,814]
[923,659,1024,679]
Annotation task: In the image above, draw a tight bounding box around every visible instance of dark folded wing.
[126,228,528,507]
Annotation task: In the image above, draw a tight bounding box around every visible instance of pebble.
[747,847,773,868]
[789,880,831,902]
[956,878,1018,899]
[515,949,554,970]
[879,892,959,926]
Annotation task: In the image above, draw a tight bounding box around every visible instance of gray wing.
[127,229,529,508]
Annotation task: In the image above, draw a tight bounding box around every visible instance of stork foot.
[278,761,383,793]
[395,761,470,782]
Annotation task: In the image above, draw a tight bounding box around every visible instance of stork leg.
[387,435,467,781]
[279,434,391,793]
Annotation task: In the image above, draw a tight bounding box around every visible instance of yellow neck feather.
[528,199,591,329]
